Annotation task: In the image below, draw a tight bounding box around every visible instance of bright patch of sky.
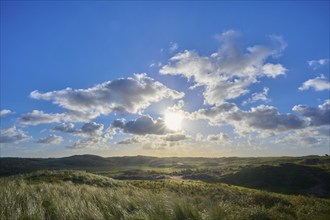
[1,1,329,157]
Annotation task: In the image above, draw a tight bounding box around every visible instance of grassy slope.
[1,155,329,197]
[1,170,330,220]
[219,163,330,195]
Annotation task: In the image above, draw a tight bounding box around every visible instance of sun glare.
[164,111,183,131]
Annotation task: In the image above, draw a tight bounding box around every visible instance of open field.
[1,155,329,219]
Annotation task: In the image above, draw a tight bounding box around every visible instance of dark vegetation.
[220,163,330,196]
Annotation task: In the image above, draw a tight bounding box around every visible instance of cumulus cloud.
[18,110,64,126]
[0,109,13,116]
[66,137,105,149]
[52,122,111,149]
[242,87,271,105]
[307,58,329,70]
[139,134,189,150]
[242,105,305,131]
[293,100,330,126]
[160,30,287,105]
[207,132,230,142]
[0,126,30,143]
[54,123,76,133]
[116,137,140,145]
[299,74,330,91]
[111,115,172,135]
[36,134,63,144]
[190,102,239,125]
[54,121,104,137]
[80,122,104,136]
[277,126,330,147]
[18,110,94,126]
[162,134,187,142]
[195,133,205,142]
[191,100,330,139]
[192,102,306,135]
[66,130,112,149]
[30,74,184,122]
[142,143,167,150]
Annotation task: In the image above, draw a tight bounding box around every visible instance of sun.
[164,111,183,131]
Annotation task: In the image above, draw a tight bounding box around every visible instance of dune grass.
[1,170,329,220]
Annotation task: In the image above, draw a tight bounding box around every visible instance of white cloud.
[18,109,102,126]
[191,100,330,138]
[195,133,205,142]
[111,115,172,135]
[207,132,230,142]
[299,74,330,91]
[162,133,187,142]
[150,61,162,68]
[293,100,330,126]
[66,129,112,149]
[0,126,31,143]
[160,30,286,105]
[66,137,105,149]
[241,105,305,131]
[268,35,287,58]
[276,126,330,147]
[18,110,64,126]
[54,121,104,137]
[307,59,329,69]
[261,63,287,78]
[191,102,306,136]
[52,122,112,149]
[190,102,239,125]
[169,42,179,53]
[138,133,190,150]
[53,123,76,133]
[30,74,184,121]
[36,134,63,144]
[116,137,140,145]
[79,122,104,136]
[0,109,13,116]
[242,87,271,105]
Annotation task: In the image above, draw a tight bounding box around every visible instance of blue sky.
[1,1,329,157]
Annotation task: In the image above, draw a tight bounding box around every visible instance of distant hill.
[1,154,329,176]
[0,154,166,176]
[0,154,113,176]
[1,154,329,197]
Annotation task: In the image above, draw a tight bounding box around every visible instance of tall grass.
[1,170,329,220]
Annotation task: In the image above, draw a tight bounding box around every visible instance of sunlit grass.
[1,170,329,220]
